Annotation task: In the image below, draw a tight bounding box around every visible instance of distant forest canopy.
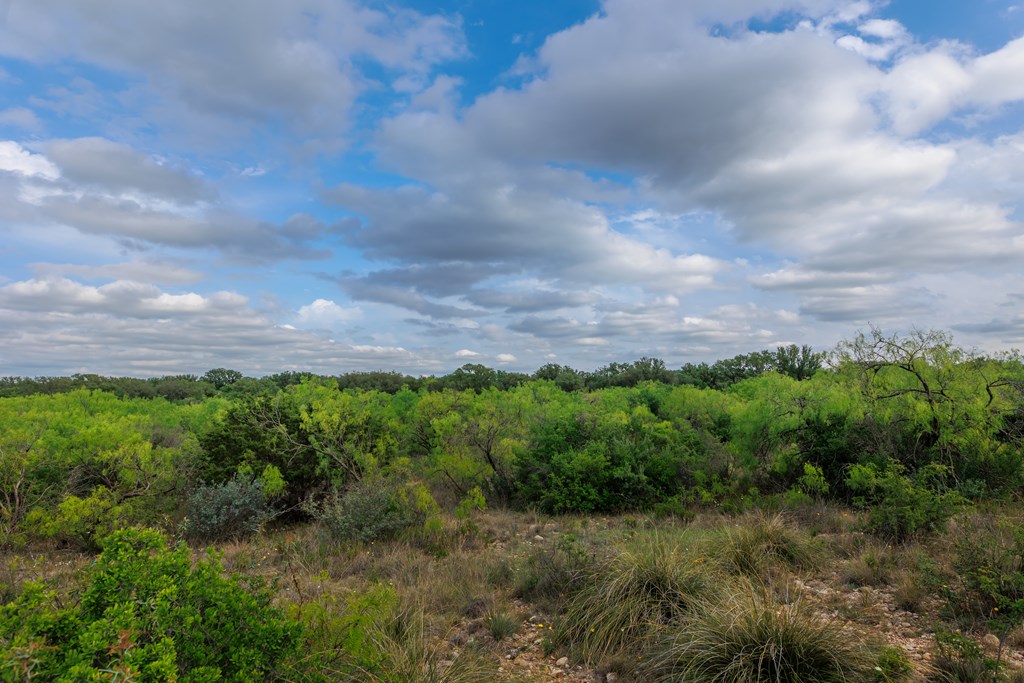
[0,343,828,399]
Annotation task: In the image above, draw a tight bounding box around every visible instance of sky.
[1,0,1023,378]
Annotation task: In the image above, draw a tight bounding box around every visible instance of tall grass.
[641,584,877,683]
[558,533,718,666]
[716,512,822,578]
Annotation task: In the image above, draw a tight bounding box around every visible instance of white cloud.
[295,298,362,328]
[0,141,59,180]
[0,276,437,376]
[0,0,465,141]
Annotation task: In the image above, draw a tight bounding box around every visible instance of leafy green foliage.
[846,461,962,541]
[0,527,300,681]
[945,513,1024,637]
[0,391,202,547]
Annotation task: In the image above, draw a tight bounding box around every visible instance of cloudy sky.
[1,0,1023,377]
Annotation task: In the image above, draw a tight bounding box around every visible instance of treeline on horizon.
[0,342,824,400]
[2,327,1024,550]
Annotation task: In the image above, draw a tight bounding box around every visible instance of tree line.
[0,344,824,399]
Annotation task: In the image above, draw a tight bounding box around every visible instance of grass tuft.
[558,533,718,666]
[716,512,822,578]
[641,584,877,683]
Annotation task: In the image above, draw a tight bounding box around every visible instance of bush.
[928,631,997,682]
[641,586,877,682]
[944,513,1024,633]
[180,470,276,542]
[558,534,718,667]
[846,461,962,542]
[305,477,414,543]
[0,527,300,680]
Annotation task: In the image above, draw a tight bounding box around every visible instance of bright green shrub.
[514,401,700,513]
[846,461,962,541]
[0,527,301,681]
[874,646,913,682]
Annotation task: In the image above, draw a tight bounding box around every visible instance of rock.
[556,656,569,667]
[534,535,546,541]
[606,674,619,683]
[983,634,1000,650]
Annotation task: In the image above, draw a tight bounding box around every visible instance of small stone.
[534,535,546,541]
[556,656,569,667]
[606,674,619,683]
[983,634,1000,650]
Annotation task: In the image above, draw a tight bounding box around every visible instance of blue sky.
[1,0,1023,377]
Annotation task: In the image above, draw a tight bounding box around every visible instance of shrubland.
[2,328,1024,681]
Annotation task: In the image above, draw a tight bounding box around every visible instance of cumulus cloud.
[43,137,210,204]
[0,141,59,179]
[0,277,439,376]
[0,0,465,140]
[1,137,343,263]
[2,0,1023,373]
[295,298,362,328]
[30,259,205,285]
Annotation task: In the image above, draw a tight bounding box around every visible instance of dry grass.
[640,582,879,683]
[5,506,1024,683]
[557,531,719,667]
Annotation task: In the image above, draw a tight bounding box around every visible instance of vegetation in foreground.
[1,328,1024,680]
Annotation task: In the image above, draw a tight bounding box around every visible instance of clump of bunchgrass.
[558,533,719,666]
[351,608,498,683]
[484,609,520,641]
[716,512,822,578]
[842,540,896,587]
[641,583,878,683]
